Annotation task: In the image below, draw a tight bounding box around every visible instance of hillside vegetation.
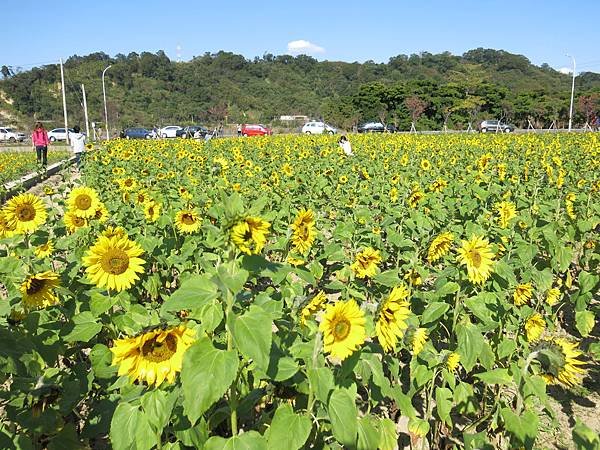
[1,48,599,131]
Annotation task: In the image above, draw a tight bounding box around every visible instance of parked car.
[478,120,515,133]
[158,125,183,138]
[241,124,272,137]
[47,128,74,142]
[176,125,210,139]
[301,121,337,135]
[357,122,396,133]
[122,127,153,139]
[0,127,26,142]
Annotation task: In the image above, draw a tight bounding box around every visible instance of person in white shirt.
[69,125,86,168]
[338,135,353,156]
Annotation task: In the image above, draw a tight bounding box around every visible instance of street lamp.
[567,55,576,132]
[102,65,112,140]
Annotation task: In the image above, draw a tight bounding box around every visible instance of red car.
[241,124,272,137]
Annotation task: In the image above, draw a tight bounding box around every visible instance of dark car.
[357,122,395,133]
[478,120,515,133]
[123,127,152,139]
[176,125,211,139]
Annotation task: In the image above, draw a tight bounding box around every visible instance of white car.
[47,128,74,142]
[301,121,337,135]
[0,127,26,142]
[158,126,182,138]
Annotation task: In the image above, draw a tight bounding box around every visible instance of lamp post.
[102,65,112,140]
[567,55,576,132]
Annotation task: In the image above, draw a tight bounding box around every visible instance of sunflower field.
[0,150,70,186]
[0,133,599,449]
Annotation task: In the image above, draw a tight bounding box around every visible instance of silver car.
[479,120,515,133]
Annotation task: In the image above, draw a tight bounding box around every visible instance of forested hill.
[1,48,599,131]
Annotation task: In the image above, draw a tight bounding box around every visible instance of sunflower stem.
[515,350,539,415]
[306,332,322,417]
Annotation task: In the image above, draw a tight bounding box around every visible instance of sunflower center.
[181,214,195,225]
[75,194,92,210]
[73,216,86,227]
[333,318,351,341]
[16,205,36,221]
[141,334,177,362]
[100,249,130,275]
[468,250,482,268]
[26,278,47,295]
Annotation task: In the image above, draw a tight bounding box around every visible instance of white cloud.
[558,67,573,74]
[287,40,325,55]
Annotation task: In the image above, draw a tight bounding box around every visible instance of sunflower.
[230,216,271,255]
[291,208,316,255]
[427,232,453,263]
[111,325,196,386]
[429,178,448,193]
[546,287,561,306]
[144,201,161,223]
[63,210,88,233]
[102,225,127,239]
[534,338,587,387]
[404,269,422,286]
[351,247,382,279]
[407,188,425,208]
[43,186,56,196]
[376,285,411,352]
[299,291,327,326]
[420,159,431,171]
[0,210,17,238]
[456,235,495,284]
[525,313,545,342]
[82,235,145,292]
[445,352,461,371]
[175,209,202,234]
[67,186,100,219]
[495,201,517,228]
[411,328,428,355]
[338,175,348,184]
[93,202,109,223]
[320,299,366,362]
[3,193,47,234]
[513,283,533,306]
[34,241,54,258]
[20,271,60,310]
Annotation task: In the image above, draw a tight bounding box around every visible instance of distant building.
[279,115,309,122]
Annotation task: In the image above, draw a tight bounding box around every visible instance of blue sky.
[3,0,599,73]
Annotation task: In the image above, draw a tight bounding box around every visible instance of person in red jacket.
[31,122,49,167]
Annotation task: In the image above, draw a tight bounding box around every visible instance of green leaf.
[421,302,450,325]
[216,263,249,295]
[377,418,398,450]
[500,408,538,448]
[578,271,598,295]
[436,281,460,298]
[464,293,498,329]
[457,323,484,372]
[307,367,334,404]
[572,419,600,450]
[63,311,102,343]
[435,387,453,426]
[229,305,272,370]
[204,431,267,450]
[373,269,401,287]
[181,338,239,425]
[90,344,117,379]
[474,368,512,385]
[110,402,155,450]
[266,404,311,450]
[160,274,218,315]
[195,299,224,333]
[357,417,379,450]
[89,291,116,317]
[328,388,358,447]
[553,244,573,272]
[140,389,177,434]
[575,310,595,337]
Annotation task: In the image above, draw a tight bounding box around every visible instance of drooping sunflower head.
[144,201,161,223]
[445,352,461,371]
[34,241,54,259]
[525,312,545,342]
[376,285,411,353]
[533,338,587,387]
[0,210,17,239]
[3,193,47,234]
[299,291,327,326]
[63,210,88,233]
[407,189,425,208]
[67,186,101,219]
[410,327,428,356]
[404,269,422,286]
[319,299,366,362]
[291,208,316,255]
[495,201,517,229]
[545,287,561,306]
[351,247,382,279]
[513,283,533,306]
[456,235,495,284]
[102,225,127,240]
[175,209,202,234]
[82,235,145,292]
[230,216,271,255]
[20,271,60,310]
[427,232,453,263]
[111,325,196,386]
[93,202,109,223]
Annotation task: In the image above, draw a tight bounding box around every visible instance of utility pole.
[60,58,69,144]
[81,84,90,140]
[102,65,112,140]
[567,54,576,132]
